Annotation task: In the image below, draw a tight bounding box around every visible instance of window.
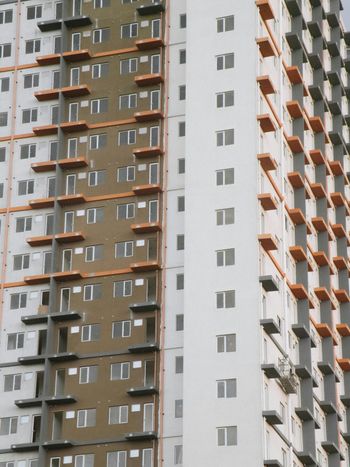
[85,245,103,262]
[71,32,81,51]
[216,290,235,308]
[175,399,183,418]
[176,314,184,331]
[27,5,42,19]
[121,22,138,38]
[0,147,5,162]
[52,70,60,89]
[117,166,135,182]
[7,333,24,350]
[93,28,110,43]
[10,292,27,309]
[81,324,100,342]
[142,449,153,467]
[25,39,41,54]
[0,10,13,24]
[179,85,186,100]
[217,426,237,446]
[174,445,183,465]
[115,241,133,258]
[87,207,104,224]
[94,0,110,7]
[114,280,132,297]
[217,90,234,108]
[216,208,234,225]
[0,417,17,435]
[179,49,186,64]
[119,93,137,109]
[217,15,234,33]
[50,140,59,160]
[112,321,131,339]
[179,14,187,28]
[70,68,80,86]
[88,170,106,187]
[217,334,236,352]
[0,112,8,127]
[117,203,135,220]
[120,58,138,75]
[216,249,235,266]
[175,356,183,374]
[150,126,160,146]
[75,455,94,467]
[217,379,237,398]
[79,366,98,384]
[0,462,16,467]
[68,102,78,122]
[177,196,185,212]
[68,138,77,158]
[216,129,234,146]
[51,105,59,124]
[16,216,32,232]
[83,284,102,301]
[20,144,36,159]
[77,409,96,428]
[216,53,234,70]
[176,274,184,290]
[178,121,186,137]
[24,73,39,89]
[92,63,109,79]
[110,362,130,380]
[118,129,136,145]
[177,234,184,251]
[107,452,126,467]
[0,77,10,92]
[0,44,11,58]
[22,108,38,124]
[4,374,21,392]
[216,168,234,185]
[91,98,108,114]
[109,405,128,424]
[0,183,4,197]
[89,133,107,149]
[13,254,30,271]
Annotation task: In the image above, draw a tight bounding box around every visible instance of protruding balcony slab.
[34,88,60,101]
[286,135,304,153]
[128,342,159,353]
[48,352,78,362]
[45,395,76,405]
[314,287,331,301]
[257,75,276,95]
[37,19,62,32]
[330,192,346,207]
[287,208,306,225]
[29,197,55,209]
[290,284,308,300]
[11,442,40,452]
[134,73,163,87]
[22,314,48,325]
[311,217,328,232]
[259,275,279,292]
[129,301,160,313]
[15,397,42,408]
[55,232,85,243]
[257,153,277,171]
[256,0,275,20]
[258,193,278,210]
[263,410,283,425]
[133,146,163,158]
[285,65,303,84]
[330,223,347,238]
[125,431,157,441]
[58,157,88,169]
[64,16,92,28]
[261,364,281,379]
[27,235,53,246]
[36,53,61,66]
[53,271,82,282]
[314,322,333,338]
[321,441,340,454]
[24,274,51,285]
[337,359,350,372]
[295,407,314,421]
[318,361,334,375]
[18,355,46,365]
[130,261,160,272]
[127,386,158,396]
[135,38,164,50]
[336,323,350,337]
[309,116,325,133]
[256,37,276,57]
[286,100,303,118]
[260,319,280,334]
[295,452,317,465]
[258,234,278,251]
[62,49,91,62]
[310,183,327,199]
[289,246,307,262]
[132,184,162,195]
[61,85,91,98]
[131,222,161,233]
[57,194,86,205]
[136,3,164,15]
[134,109,164,122]
[291,324,309,338]
[288,171,304,188]
[264,461,282,467]
[329,160,344,176]
[43,440,73,449]
[309,149,326,165]
[257,114,276,132]
[333,289,350,303]
[50,311,81,322]
[60,120,88,133]
[31,160,57,172]
[33,124,58,136]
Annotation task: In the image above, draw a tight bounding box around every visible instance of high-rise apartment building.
[0,0,349,466]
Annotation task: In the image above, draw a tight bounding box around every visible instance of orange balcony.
[33,124,58,136]
[133,147,163,158]
[135,38,164,50]
[57,194,86,206]
[333,289,350,303]
[134,110,164,122]
[31,161,56,173]
[314,287,331,301]
[287,207,306,225]
[61,84,91,98]
[337,358,350,372]
[62,49,91,62]
[336,323,350,337]
[34,88,60,101]
[286,136,303,153]
[130,261,160,272]
[257,114,276,132]
[312,251,330,267]
[27,235,53,247]
[257,75,276,95]
[36,53,61,66]
[24,273,51,285]
[330,223,346,238]
[57,157,88,170]
[29,197,55,209]
[131,222,162,234]
[290,283,308,300]
[258,193,278,211]
[309,116,325,133]
[258,234,278,251]
[132,184,162,195]
[311,217,328,232]
[310,183,327,199]
[257,153,277,171]
[329,160,343,176]
[53,271,82,281]
[330,192,346,207]
[256,37,276,57]
[285,65,303,84]
[134,73,163,87]
[256,0,275,20]
[55,232,85,243]
[309,149,326,166]
[314,322,333,338]
[289,246,307,262]
[61,120,88,133]
[288,171,304,188]
[333,256,348,270]
[286,100,303,119]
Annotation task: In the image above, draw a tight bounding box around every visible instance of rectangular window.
[175,399,183,418]
[121,22,138,38]
[179,14,187,28]
[113,280,132,297]
[217,90,234,108]
[178,121,186,137]
[83,284,102,301]
[0,147,5,162]
[177,196,185,212]
[117,203,135,220]
[0,77,10,92]
[77,409,96,428]
[179,85,186,100]
[93,28,110,43]
[85,245,103,262]
[94,0,111,7]
[120,58,138,75]
[74,455,94,467]
[0,44,11,58]
[112,321,131,339]
[216,53,234,70]
[16,216,32,233]
[88,170,106,187]
[81,324,100,342]
[92,63,109,79]
[0,417,18,435]
[25,39,41,54]
[115,241,133,258]
[0,10,13,24]
[109,405,128,424]
[176,274,184,290]
[216,168,234,185]
[107,452,126,467]
[216,208,235,225]
[0,112,8,127]
[10,292,27,309]
[217,379,237,398]
[22,108,38,124]
[110,362,130,380]
[90,98,108,114]
[119,93,137,109]
[27,5,42,19]
[217,334,236,352]
[24,73,39,89]
[13,254,30,271]
[20,144,36,159]
[68,138,77,158]
[216,249,235,267]
[50,140,59,160]
[79,366,98,384]
[217,15,234,33]
[177,234,185,251]
[4,374,21,392]
[118,129,136,145]
[217,426,237,446]
[216,290,235,308]
[216,129,234,146]
[176,314,184,331]
[174,445,183,465]
[89,133,107,150]
[117,166,135,182]
[87,207,104,224]
[179,49,186,64]
[7,333,24,350]
[175,356,183,374]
